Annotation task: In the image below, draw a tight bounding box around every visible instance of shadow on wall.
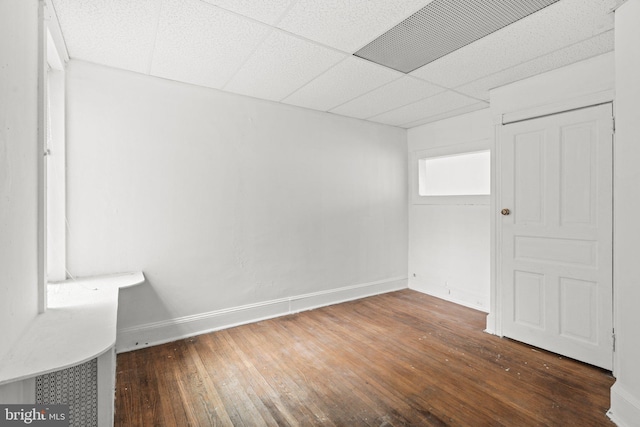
[116,277,173,352]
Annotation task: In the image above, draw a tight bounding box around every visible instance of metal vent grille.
[354,0,560,73]
[36,358,98,427]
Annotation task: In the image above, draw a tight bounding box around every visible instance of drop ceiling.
[50,0,615,129]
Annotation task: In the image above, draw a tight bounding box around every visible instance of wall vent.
[354,0,560,73]
[36,358,98,427]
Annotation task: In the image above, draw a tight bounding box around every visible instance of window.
[418,150,490,196]
[411,141,491,205]
[39,1,69,313]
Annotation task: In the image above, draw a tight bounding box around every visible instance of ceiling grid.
[51,0,616,128]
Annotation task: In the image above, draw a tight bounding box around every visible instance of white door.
[499,103,613,370]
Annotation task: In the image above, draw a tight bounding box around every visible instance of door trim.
[500,90,615,125]
[502,101,613,126]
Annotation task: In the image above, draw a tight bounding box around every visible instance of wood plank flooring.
[115,290,615,426]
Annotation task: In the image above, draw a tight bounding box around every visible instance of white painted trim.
[46,69,66,282]
[37,0,47,313]
[0,272,144,386]
[486,123,499,335]
[411,195,490,206]
[501,90,614,125]
[116,277,408,353]
[608,382,640,427]
[487,121,503,336]
[97,349,115,427]
[411,139,491,162]
[43,0,69,66]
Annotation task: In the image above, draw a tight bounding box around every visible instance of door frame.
[488,90,616,370]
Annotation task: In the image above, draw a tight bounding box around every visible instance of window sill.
[0,271,144,386]
[412,195,490,205]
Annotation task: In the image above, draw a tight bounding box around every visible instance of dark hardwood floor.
[115,290,615,426]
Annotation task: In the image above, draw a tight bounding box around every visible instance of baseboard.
[608,382,640,426]
[116,277,407,353]
[409,281,489,313]
[484,312,499,336]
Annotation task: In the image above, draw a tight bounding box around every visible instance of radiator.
[36,358,98,427]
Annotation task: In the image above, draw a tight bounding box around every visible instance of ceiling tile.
[282,57,402,112]
[456,30,615,101]
[51,0,161,74]
[224,30,347,101]
[150,0,271,90]
[201,0,295,25]
[277,0,434,52]
[330,76,444,120]
[410,0,616,88]
[53,0,616,128]
[369,91,487,127]
[400,103,489,128]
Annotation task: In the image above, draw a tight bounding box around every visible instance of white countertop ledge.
[0,271,144,386]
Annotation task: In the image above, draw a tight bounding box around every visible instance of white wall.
[610,1,640,424]
[407,109,493,311]
[65,61,408,350]
[0,0,40,403]
[490,53,615,117]
[0,0,40,360]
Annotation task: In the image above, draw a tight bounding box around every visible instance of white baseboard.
[608,382,640,427]
[484,312,499,336]
[116,277,407,353]
[408,281,489,313]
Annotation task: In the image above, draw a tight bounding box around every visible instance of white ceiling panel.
[201,0,295,25]
[410,0,615,88]
[456,30,615,101]
[369,91,487,127]
[330,76,444,120]
[51,0,161,74]
[282,57,402,112]
[150,0,271,90]
[52,0,617,129]
[224,30,347,101]
[400,103,489,129]
[277,0,434,53]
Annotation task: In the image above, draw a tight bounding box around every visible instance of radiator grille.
[354,0,560,73]
[36,358,98,427]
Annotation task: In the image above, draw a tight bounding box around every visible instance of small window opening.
[418,150,490,196]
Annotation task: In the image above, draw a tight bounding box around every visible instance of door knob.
[501,208,510,216]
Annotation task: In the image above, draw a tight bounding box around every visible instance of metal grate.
[36,358,98,427]
[354,0,560,73]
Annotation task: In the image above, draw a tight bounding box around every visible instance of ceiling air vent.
[354,0,560,73]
